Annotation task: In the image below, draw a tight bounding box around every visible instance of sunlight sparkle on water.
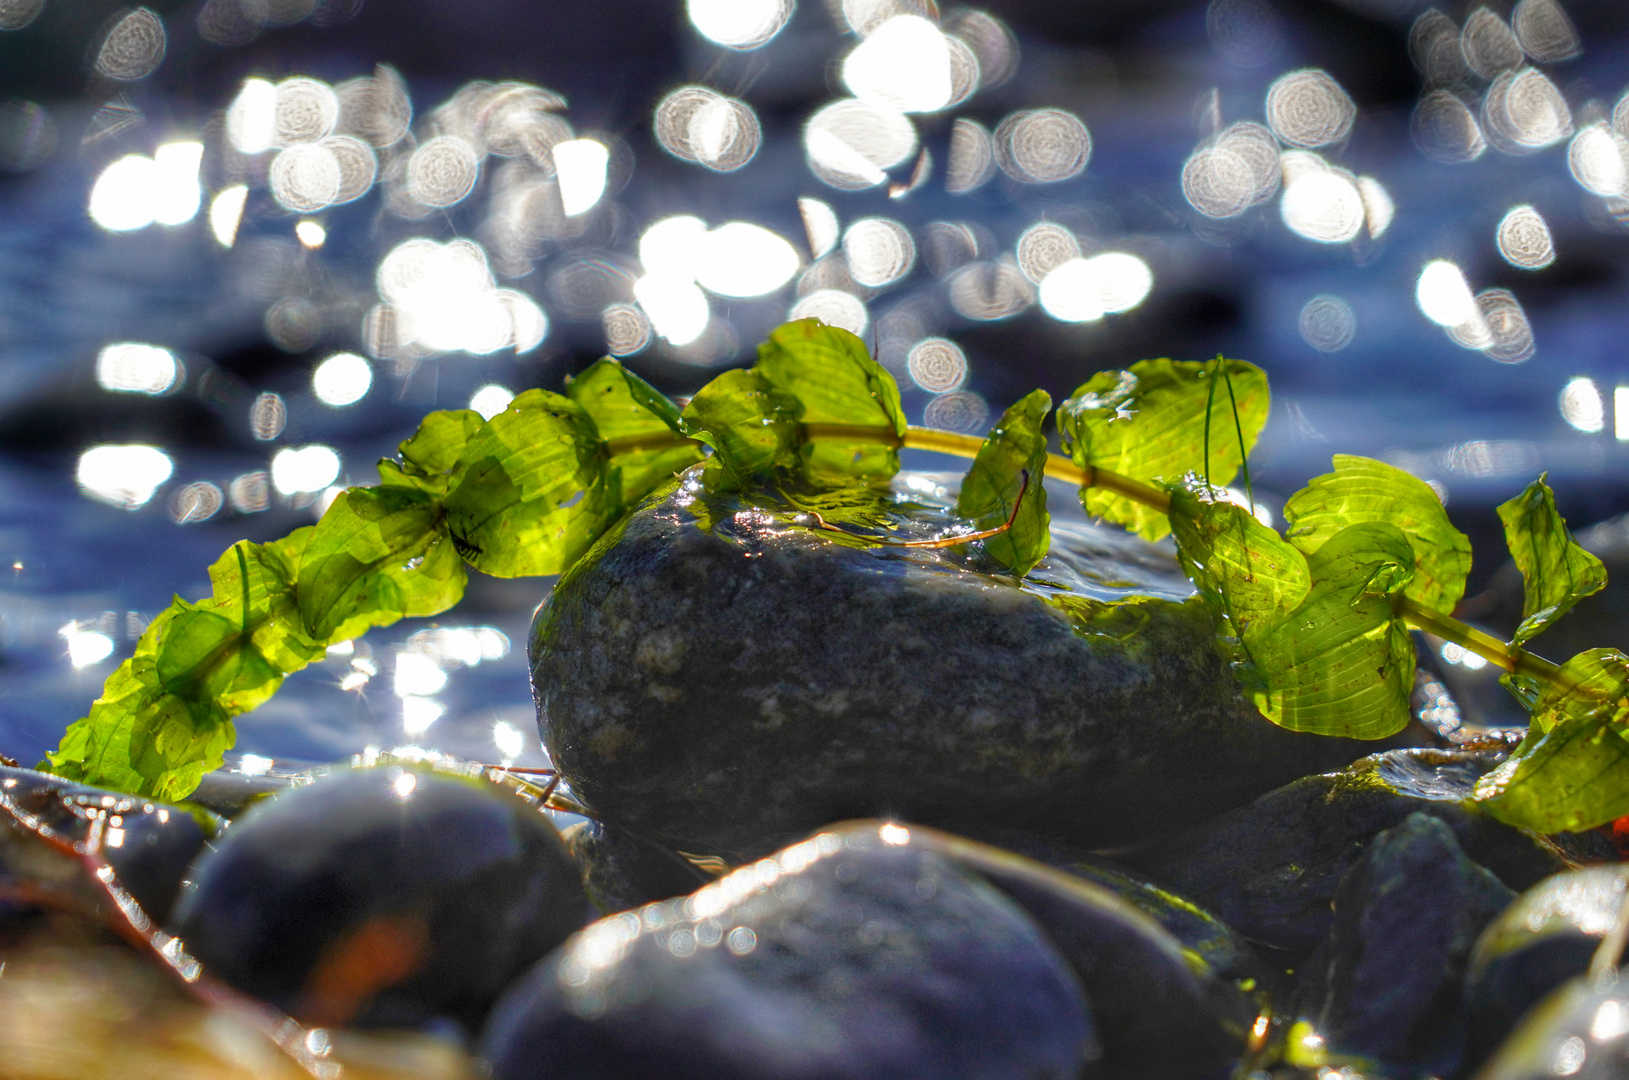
[470,385,515,420]
[312,353,371,406]
[1416,260,1477,327]
[295,219,326,248]
[209,185,248,247]
[270,445,340,495]
[77,445,173,509]
[1560,377,1604,433]
[493,720,525,761]
[686,0,791,49]
[843,16,953,114]
[97,343,179,395]
[60,622,115,669]
[554,139,609,216]
[695,223,800,297]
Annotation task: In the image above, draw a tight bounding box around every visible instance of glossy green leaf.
[1498,476,1608,646]
[679,368,801,490]
[1283,455,1472,614]
[1473,650,1629,832]
[754,318,906,488]
[443,389,611,577]
[378,409,486,497]
[956,389,1052,576]
[1167,481,1309,652]
[1058,357,1268,541]
[1250,521,1417,739]
[299,485,468,640]
[567,357,704,510]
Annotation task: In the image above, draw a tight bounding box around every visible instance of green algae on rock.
[530,469,1389,863]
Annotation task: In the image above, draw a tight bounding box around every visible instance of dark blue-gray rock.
[530,471,1396,863]
[1465,865,1629,1066]
[480,822,1098,1080]
[1,764,216,922]
[170,766,587,1031]
[1292,813,1514,1074]
[963,825,1275,992]
[908,824,1256,1079]
[1475,976,1629,1080]
[1129,749,1568,954]
[561,818,712,914]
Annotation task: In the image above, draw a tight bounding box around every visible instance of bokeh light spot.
[788,289,868,337]
[994,108,1090,183]
[1482,67,1571,154]
[1298,295,1356,352]
[1496,205,1554,269]
[77,444,173,509]
[169,481,223,524]
[227,78,278,154]
[1015,222,1080,284]
[97,342,180,394]
[842,15,953,114]
[799,198,840,259]
[686,0,792,49]
[1411,91,1486,164]
[805,98,917,191]
[1560,377,1604,433]
[906,338,968,392]
[945,117,995,193]
[273,77,338,146]
[634,275,710,345]
[603,304,652,356]
[1280,168,1365,244]
[470,384,515,420]
[312,352,372,407]
[1569,124,1629,197]
[271,445,341,494]
[95,8,166,81]
[554,138,609,216]
[697,222,800,297]
[1265,69,1355,148]
[209,185,248,247]
[407,135,480,208]
[842,217,915,288]
[1416,260,1477,327]
[270,144,341,212]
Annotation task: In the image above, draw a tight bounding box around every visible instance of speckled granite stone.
[531,470,1396,862]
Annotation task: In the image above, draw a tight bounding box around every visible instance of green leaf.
[1249,521,1418,739]
[1058,358,1268,541]
[1282,455,1472,614]
[1473,650,1629,833]
[378,409,486,497]
[1497,476,1608,646]
[956,389,1052,576]
[567,357,704,510]
[299,485,468,640]
[1167,481,1309,652]
[679,368,801,490]
[443,389,611,577]
[754,318,906,488]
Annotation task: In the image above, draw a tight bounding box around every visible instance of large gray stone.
[531,471,1393,862]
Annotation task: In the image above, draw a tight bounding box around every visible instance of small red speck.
[1609,815,1629,859]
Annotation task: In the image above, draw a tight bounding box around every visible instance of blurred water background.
[1,0,1626,772]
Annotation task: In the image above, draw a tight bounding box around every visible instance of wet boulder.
[560,819,712,914]
[1475,976,1629,1080]
[481,822,1099,1080]
[1129,749,1569,953]
[1292,813,1514,1074]
[1,765,216,922]
[531,472,1390,863]
[170,766,587,1031]
[1465,865,1629,1064]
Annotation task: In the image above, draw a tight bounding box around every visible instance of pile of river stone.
[4,472,1629,1079]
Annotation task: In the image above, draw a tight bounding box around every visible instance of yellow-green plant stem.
[627,422,1561,688]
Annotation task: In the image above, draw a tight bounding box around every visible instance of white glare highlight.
[842,217,915,288]
[394,651,448,697]
[1560,377,1604,433]
[842,16,953,114]
[554,139,609,216]
[210,185,248,247]
[376,238,545,355]
[634,275,710,345]
[402,697,444,736]
[89,155,157,232]
[804,98,917,191]
[640,215,709,279]
[1416,260,1478,327]
[270,445,340,494]
[61,622,115,668]
[312,353,372,407]
[799,198,840,258]
[295,219,326,248]
[493,720,525,761]
[696,223,800,297]
[686,0,791,49]
[470,385,515,420]
[1440,641,1489,670]
[788,289,868,337]
[1280,169,1365,244]
[906,338,968,392]
[76,444,173,509]
[237,754,274,777]
[1618,387,1629,442]
[1568,124,1629,197]
[393,769,421,797]
[97,343,179,395]
[150,142,203,226]
[227,78,278,154]
[1038,253,1154,322]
